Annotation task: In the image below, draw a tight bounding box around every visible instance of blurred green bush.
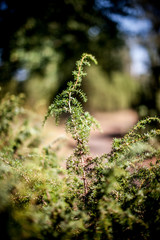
[0,87,159,240]
[84,66,140,111]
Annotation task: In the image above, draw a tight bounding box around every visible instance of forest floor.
[41,109,139,160]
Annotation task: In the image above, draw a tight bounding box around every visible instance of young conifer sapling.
[43,53,101,197]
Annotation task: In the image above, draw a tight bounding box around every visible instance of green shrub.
[0,54,159,240]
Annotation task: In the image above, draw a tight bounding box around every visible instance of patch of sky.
[94,1,152,75]
[109,13,152,75]
[88,26,100,38]
[14,69,29,82]
[130,43,150,75]
[0,1,8,11]
[109,14,152,35]
[95,0,113,9]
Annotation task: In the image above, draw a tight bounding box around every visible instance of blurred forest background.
[0,0,160,117]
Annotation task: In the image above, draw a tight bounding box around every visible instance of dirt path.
[89,109,138,156]
[42,109,138,159]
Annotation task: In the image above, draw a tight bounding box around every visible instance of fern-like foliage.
[108,116,160,167]
[44,53,100,155]
[43,53,101,200]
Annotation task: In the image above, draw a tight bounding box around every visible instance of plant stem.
[68,55,86,144]
[68,54,85,113]
[81,155,88,197]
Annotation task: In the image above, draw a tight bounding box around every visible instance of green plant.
[43,53,160,239]
[44,53,101,199]
[0,89,42,153]
[0,54,160,240]
[0,90,24,138]
[44,53,100,152]
[0,89,67,240]
[109,116,160,166]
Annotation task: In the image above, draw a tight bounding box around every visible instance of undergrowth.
[0,54,160,240]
